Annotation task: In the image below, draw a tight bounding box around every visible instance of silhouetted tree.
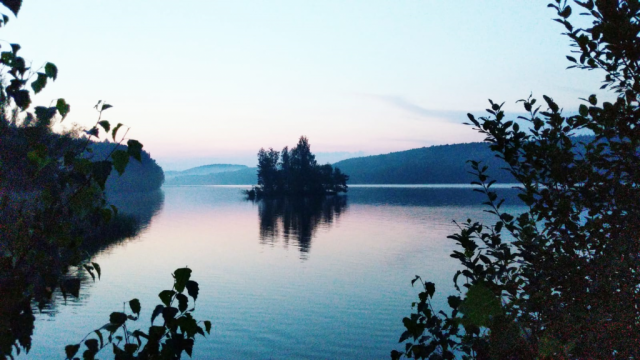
[289,136,319,194]
[257,148,280,194]
[393,1,640,359]
[251,136,349,198]
[279,146,291,193]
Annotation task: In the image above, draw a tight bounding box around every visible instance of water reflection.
[347,185,522,206]
[256,195,348,258]
[35,190,165,316]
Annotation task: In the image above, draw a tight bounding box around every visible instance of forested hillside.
[164,167,257,185]
[89,142,165,193]
[333,142,516,184]
[164,164,248,179]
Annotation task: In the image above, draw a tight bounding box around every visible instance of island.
[246,136,348,199]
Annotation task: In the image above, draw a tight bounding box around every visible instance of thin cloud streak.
[370,95,470,123]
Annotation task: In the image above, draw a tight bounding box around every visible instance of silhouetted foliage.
[65,268,210,360]
[0,2,205,358]
[393,1,640,359]
[249,136,348,198]
[90,141,164,193]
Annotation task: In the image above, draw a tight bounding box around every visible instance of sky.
[2,1,610,170]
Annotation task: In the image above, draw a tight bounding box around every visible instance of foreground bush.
[393,1,640,358]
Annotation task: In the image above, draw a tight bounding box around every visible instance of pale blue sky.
[3,1,608,170]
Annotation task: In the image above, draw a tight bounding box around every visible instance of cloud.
[370,95,470,123]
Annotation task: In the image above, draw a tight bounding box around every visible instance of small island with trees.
[246,136,349,199]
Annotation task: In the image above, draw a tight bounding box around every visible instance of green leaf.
[44,62,57,80]
[424,282,435,299]
[151,305,164,325]
[92,262,101,280]
[11,89,30,110]
[56,98,70,121]
[101,103,113,111]
[204,320,212,334]
[85,338,99,352]
[162,306,179,322]
[98,120,110,133]
[91,161,112,190]
[2,14,9,25]
[159,290,175,307]
[0,51,13,64]
[112,123,123,141]
[176,293,188,313]
[124,343,138,355]
[129,299,141,316]
[30,72,47,94]
[186,280,199,301]
[109,312,127,326]
[588,94,597,105]
[458,283,503,327]
[94,330,104,349]
[579,104,588,117]
[148,325,165,342]
[64,344,80,359]
[0,0,22,16]
[86,127,99,137]
[447,295,462,310]
[173,268,192,293]
[127,139,143,162]
[559,5,571,18]
[83,264,96,282]
[111,150,129,176]
[184,338,194,356]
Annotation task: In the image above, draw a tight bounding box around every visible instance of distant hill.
[165,164,249,179]
[333,142,516,184]
[164,136,597,186]
[164,166,257,185]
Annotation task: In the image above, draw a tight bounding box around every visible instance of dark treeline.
[249,136,348,198]
[333,135,595,184]
[89,141,164,193]
[0,124,78,192]
[164,167,257,185]
[334,142,515,184]
[165,164,248,179]
[0,128,164,194]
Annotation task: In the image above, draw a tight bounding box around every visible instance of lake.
[25,185,526,359]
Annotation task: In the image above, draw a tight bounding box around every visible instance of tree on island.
[393,1,640,359]
[249,136,348,198]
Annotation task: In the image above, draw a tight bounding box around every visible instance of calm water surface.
[27,185,525,359]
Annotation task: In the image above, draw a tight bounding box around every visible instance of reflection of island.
[256,196,347,257]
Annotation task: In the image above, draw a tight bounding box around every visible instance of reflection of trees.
[256,195,347,257]
[81,190,165,256]
[0,190,164,345]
